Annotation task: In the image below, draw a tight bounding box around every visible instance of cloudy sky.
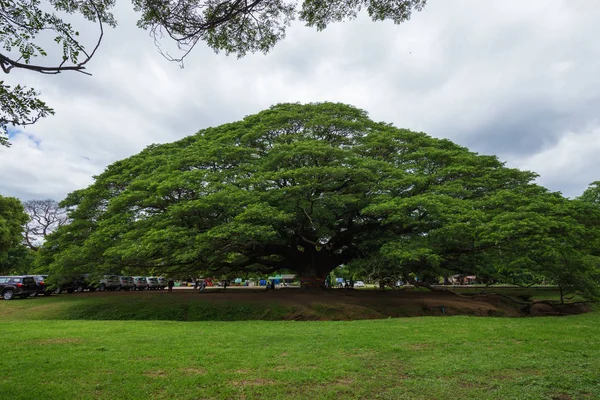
[1,0,599,201]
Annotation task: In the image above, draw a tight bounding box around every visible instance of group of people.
[175,278,281,291]
[164,278,220,292]
[325,275,355,289]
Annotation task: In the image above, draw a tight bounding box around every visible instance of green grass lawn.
[1,297,599,399]
[0,293,293,321]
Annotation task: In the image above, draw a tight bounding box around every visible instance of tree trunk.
[298,263,331,288]
[294,246,336,289]
[299,276,327,288]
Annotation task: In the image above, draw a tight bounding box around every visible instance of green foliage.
[0,194,29,273]
[0,81,54,146]
[39,102,600,298]
[300,0,426,31]
[134,0,425,59]
[578,181,600,204]
[0,194,27,251]
[0,243,34,274]
[475,189,600,301]
[1,0,116,66]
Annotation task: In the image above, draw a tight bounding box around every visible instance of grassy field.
[1,293,598,399]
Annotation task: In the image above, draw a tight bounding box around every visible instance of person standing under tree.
[168,279,174,292]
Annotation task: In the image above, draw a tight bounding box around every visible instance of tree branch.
[0,2,104,76]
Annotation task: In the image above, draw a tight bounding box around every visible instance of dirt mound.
[166,288,527,319]
[71,288,590,320]
[268,289,525,319]
[528,301,591,316]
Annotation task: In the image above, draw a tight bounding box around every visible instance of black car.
[54,276,93,294]
[0,276,38,300]
[29,275,53,297]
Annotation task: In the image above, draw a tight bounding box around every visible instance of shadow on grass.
[53,297,293,321]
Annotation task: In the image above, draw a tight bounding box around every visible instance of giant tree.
[360,172,600,301]
[2,0,425,146]
[40,102,600,297]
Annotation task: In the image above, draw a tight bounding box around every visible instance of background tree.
[22,199,69,250]
[38,102,599,298]
[0,244,34,274]
[1,0,425,146]
[0,194,27,251]
[0,194,29,273]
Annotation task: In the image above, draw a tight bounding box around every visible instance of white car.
[133,276,148,290]
[97,275,121,291]
[118,276,134,291]
[145,277,160,290]
[354,281,365,288]
[156,277,167,289]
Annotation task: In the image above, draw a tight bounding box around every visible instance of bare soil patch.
[235,288,526,318]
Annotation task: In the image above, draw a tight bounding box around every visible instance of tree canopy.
[38,102,600,299]
[1,0,426,146]
[0,194,27,251]
[578,181,600,205]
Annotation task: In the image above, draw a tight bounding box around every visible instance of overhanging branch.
[0,2,104,76]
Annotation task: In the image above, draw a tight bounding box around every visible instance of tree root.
[406,279,590,315]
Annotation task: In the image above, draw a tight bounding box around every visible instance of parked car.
[0,275,37,300]
[118,276,134,291]
[146,277,160,290]
[54,276,91,294]
[354,281,365,288]
[96,275,121,291]
[156,277,167,290]
[133,276,148,290]
[29,275,53,296]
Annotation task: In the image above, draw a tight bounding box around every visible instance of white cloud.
[507,126,600,197]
